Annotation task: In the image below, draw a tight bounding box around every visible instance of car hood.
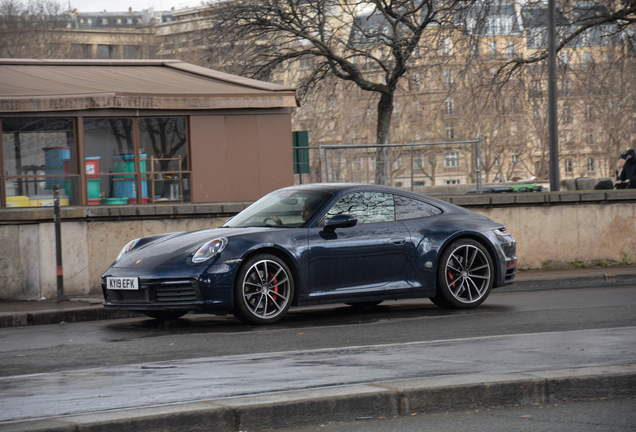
[111,227,278,269]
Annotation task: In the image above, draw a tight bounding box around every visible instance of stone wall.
[1,190,635,300]
[0,203,246,300]
[458,192,636,269]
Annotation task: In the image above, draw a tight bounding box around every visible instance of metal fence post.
[475,137,483,194]
[317,142,323,183]
[323,144,330,183]
[410,145,414,191]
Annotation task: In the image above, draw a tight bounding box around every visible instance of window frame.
[444,151,460,168]
[507,40,515,60]
[444,97,454,117]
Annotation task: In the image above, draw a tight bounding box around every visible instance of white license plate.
[107,277,139,290]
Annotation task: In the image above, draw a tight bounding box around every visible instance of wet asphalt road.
[0,286,635,423]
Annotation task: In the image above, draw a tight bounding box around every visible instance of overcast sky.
[68,0,202,12]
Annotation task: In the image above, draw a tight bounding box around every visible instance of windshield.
[224,189,333,228]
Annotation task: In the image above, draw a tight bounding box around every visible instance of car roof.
[283,183,410,194]
[280,183,451,208]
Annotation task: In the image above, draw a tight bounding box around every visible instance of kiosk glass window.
[139,118,189,203]
[2,118,79,207]
[84,118,138,205]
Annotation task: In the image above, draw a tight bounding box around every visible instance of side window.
[395,195,442,220]
[326,192,395,224]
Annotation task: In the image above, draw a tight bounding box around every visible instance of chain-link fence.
[293,139,483,193]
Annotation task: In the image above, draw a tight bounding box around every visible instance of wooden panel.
[189,115,226,203]
[224,115,260,202]
[256,114,295,197]
[189,113,293,203]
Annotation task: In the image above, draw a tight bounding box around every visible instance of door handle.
[390,238,406,245]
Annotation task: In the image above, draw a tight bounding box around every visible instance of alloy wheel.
[443,243,492,304]
[241,259,292,320]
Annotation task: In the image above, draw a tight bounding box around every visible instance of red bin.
[85,157,100,179]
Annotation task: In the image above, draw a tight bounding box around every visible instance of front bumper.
[483,229,517,288]
[101,261,240,313]
[103,278,211,311]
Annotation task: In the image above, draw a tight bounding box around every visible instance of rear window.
[395,195,442,220]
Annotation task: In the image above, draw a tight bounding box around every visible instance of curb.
[507,273,636,292]
[1,364,634,432]
[0,309,141,329]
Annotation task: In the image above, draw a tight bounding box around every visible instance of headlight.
[192,237,228,263]
[116,238,140,262]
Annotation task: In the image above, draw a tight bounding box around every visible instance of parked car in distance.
[466,184,543,194]
[102,184,517,324]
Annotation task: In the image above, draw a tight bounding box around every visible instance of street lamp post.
[548,0,560,191]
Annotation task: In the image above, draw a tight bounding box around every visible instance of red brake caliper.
[269,273,279,305]
[447,271,456,289]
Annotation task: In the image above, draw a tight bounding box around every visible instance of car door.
[305,191,411,300]
[393,194,445,293]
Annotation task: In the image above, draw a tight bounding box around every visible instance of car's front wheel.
[233,254,294,325]
[433,239,494,309]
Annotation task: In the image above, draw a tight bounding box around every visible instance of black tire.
[429,295,452,308]
[233,254,294,325]
[143,311,188,321]
[345,301,383,308]
[434,238,495,309]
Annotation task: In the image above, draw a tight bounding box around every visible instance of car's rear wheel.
[142,311,187,321]
[433,239,494,309]
[233,254,294,325]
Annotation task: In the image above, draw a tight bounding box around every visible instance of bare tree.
[499,0,635,77]
[208,0,492,185]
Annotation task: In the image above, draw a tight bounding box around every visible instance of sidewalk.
[1,266,635,329]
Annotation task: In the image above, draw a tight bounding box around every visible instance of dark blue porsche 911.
[102,184,517,324]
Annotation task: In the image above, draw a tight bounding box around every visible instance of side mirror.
[324,214,357,234]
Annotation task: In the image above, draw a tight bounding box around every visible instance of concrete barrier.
[0,204,244,300]
[447,190,636,269]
